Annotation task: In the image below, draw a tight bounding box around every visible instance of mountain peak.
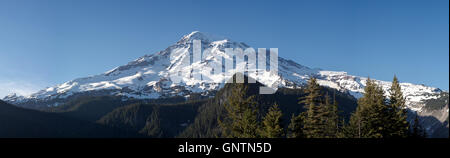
[178,31,227,44]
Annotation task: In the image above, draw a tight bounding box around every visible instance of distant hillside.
[0,100,140,138]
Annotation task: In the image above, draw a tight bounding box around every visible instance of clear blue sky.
[0,0,448,97]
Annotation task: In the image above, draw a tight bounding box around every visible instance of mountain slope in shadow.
[0,100,141,138]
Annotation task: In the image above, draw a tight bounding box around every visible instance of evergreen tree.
[218,84,260,138]
[260,104,284,138]
[347,78,390,138]
[139,107,164,138]
[288,113,305,138]
[324,92,340,137]
[387,75,409,137]
[336,118,348,138]
[299,78,329,138]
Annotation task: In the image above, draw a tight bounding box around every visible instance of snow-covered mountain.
[4,31,444,110]
[3,32,448,135]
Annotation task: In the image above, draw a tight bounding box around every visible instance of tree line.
[218,76,427,138]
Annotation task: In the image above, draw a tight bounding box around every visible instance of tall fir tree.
[336,118,348,138]
[259,103,284,138]
[288,113,306,138]
[347,78,390,138]
[324,92,340,137]
[387,75,409,137]
[218,84,260,138]
[299,78,329,138]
